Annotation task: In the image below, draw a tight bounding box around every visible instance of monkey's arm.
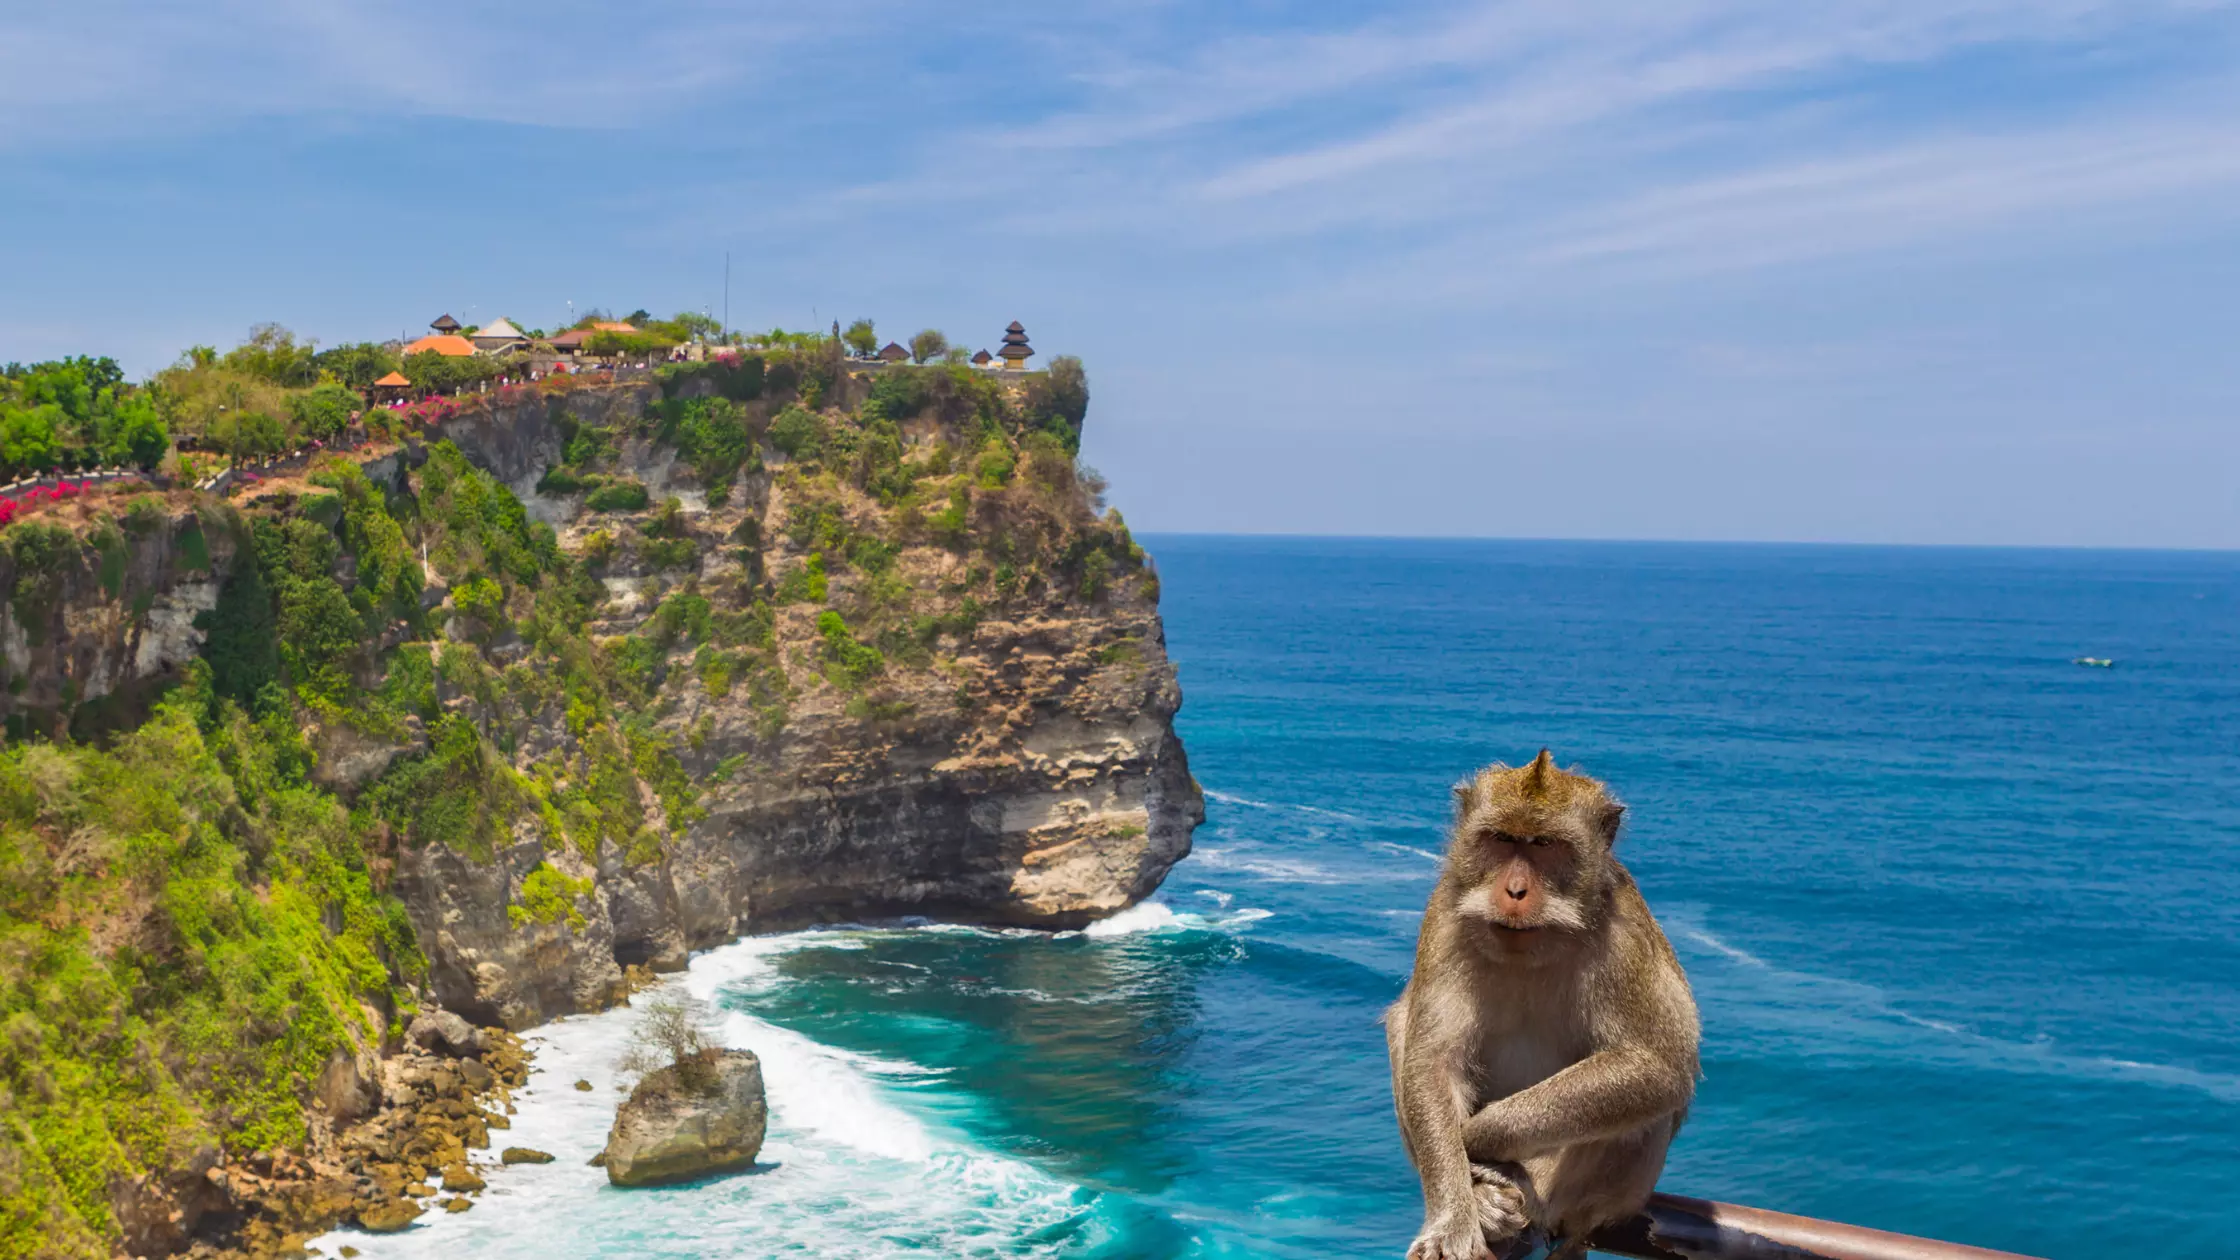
[1460,1045,1692,1163]
[1390,988,1483,1252]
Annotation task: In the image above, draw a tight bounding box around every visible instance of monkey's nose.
[1504,884,1529,901]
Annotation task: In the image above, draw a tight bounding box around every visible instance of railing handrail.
[1585,1193,2044,1260]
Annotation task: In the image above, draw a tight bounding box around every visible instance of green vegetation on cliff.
[0,669,419,1254]
[0,327,1153,1254]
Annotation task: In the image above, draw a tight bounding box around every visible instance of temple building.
[878,341,910,363]
[998,320,1033,369]
[971,349,994,368]
[430,314,462,333]
[402,333,477,358]
[472,317,526,352]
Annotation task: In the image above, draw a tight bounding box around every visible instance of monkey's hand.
[1406,1212,1491,1260]
[1469,1164,1531,1243]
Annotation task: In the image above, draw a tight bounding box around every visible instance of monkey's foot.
[1469,1164,1531,1244]
[1406,1213,1490,1260]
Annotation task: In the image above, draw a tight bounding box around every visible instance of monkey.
[1386,751,1699,1260]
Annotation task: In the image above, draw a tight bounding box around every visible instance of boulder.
[500,1147,554,1165]
[408,1009,483,1057]
[599,1049,766,1188]
[356,1199,423,1233]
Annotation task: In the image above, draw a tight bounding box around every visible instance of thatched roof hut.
[998,320,1033,367]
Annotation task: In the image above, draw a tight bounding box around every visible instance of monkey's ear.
[1597,802,1625,846]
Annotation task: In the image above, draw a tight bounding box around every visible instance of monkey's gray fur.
[1386,751,1700,1260]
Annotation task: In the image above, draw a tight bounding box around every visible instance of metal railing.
[1585,1194,2041,1260]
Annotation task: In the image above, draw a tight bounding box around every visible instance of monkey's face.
[1451,819,1597,937]
[1446,756,1624,947]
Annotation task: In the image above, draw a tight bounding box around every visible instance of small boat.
[2073,657,2114,668]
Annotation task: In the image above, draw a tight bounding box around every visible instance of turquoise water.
[326,538,2240,1259]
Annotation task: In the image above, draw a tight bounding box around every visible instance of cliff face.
[1,365,1200,1037]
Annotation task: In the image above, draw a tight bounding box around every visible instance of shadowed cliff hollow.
[0,350,1199,1255]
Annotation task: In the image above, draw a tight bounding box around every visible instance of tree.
[99,393,169,467]
[670,312,721,342]
[1026,355,1090,454]
[842,319,878,358]
[312,342,399,389]
[908,329,949,364]
[617,994,716,1093]
[222,324,319,387]
[0,405,62,475]
[288,383,358,441]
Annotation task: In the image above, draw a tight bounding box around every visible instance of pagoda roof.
[1005,320,1026,333]
[998,343,1033,360]
[878,341,910,361]
[431,314,461,331]
[373,371,411,387]
[971,349,993,364]
[402,334,478,358]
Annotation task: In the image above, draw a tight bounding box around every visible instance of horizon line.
[1130,530,2240,557]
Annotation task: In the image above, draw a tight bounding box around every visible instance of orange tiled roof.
[590,321,637,332]
[373,371,411,387]
[402,334,478,357]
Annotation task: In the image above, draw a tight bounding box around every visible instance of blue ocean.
[322,537,2240,1260]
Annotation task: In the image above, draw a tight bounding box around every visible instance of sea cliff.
[0,350,1199,1254]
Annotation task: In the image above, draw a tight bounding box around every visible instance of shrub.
[617,994,717,1094]
[775,553,827,604]
[767,405,825,460]
[510,863,594,930]
[974,439,1015,488]
[585,480,650,512]
[638,535,696,570]
[287,382,358,441]
[816,610,883,691]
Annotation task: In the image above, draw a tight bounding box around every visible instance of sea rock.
[600,1050,767,1187]
[440,1163,485,1193]
[407,1009,482,1058]
[355,1199,424,1233]
[500,1147,554,1165]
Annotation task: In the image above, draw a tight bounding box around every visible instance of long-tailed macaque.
[1387,752,1699,1260]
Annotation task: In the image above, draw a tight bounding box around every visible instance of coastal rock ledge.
[601,1049,769,1187]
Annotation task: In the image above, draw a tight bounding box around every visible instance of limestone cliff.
[0,359,1201,1042]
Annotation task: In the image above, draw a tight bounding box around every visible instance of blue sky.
[4,1,2239,547]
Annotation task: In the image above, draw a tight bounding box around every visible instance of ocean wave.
[1084,899,1273,938]
[1190,846,1347,883]
[1203,788,1368,824]
[1367,841,1446,863]
[1672,915,2240,1104]
[315,940,1101,1258]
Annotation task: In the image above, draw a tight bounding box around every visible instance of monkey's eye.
[1525,835,1551,848]
[1481,829,1520,846]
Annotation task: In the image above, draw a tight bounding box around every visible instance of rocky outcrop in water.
[600,1049,768,1187]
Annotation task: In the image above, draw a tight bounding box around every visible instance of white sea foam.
[1084,899,1272,937]
[311,936,1094,1259]
[1368,841,1446,863]
[1203,788,1367,824]
[1191,846,1345,883]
